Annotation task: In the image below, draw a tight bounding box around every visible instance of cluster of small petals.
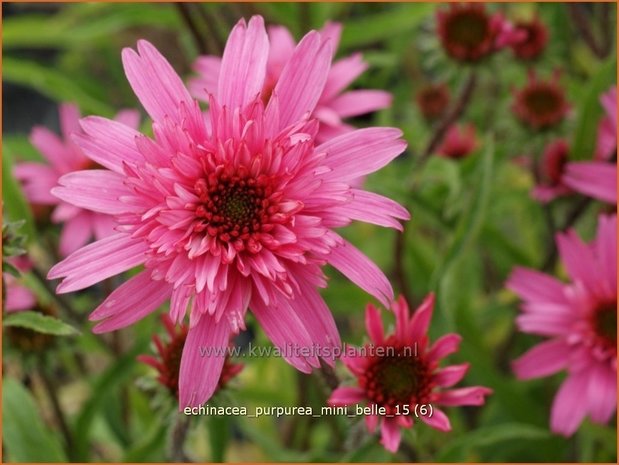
[512,70,570,130]
[508,214,617,436]
[189,21,391,143]
[13,104,140,256]
[510,16,549,60]
[532,139,571,203]
[437,123,478,159]
[416,83,450,121]
[436,3,524,63]
[328,295,492,452]
[47,16,408,409]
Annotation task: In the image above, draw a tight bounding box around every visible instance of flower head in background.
[508,214,617,436]
[48,16,409,408]
[13,104,140,256]
[436,3,523,63]
[512,70,570,130]
[328,295,492,452]
[189,21,391,143]
[563,86,617,204]
[437,123,478,159]
[138,314,243,398]
[532,139,571,203]
[416,83,450,121]
[510,16,549,60]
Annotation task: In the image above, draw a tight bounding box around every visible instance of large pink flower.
[48,16,409,408]
[189,21,391,143]
[508,214,617,436]
[563,86,617,204]
[13,104,140,256]
[328,295,492,453]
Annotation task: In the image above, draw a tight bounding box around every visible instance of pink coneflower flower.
[138,315,242,398]
[532,139,572,203]
[512,70,570,130]
[328,295,492,452]
[48,16,409,408]
[563,87,617,204]
[507,214,617,437]
[416,83,450,121]
[436,3,523,63]
[189,21,391,143]
[13,104,140,256]
[510,16,549,60]
[437,123,478,159]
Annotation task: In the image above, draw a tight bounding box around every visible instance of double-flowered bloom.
[48,16,409,408]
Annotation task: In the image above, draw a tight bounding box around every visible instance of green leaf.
[208,414,230,462]
[3,57,114,116]
[340,4,433,49]
[437,423,551,461]
[2,148,36,244]
[2,378,68,462]
[571,57,616,160]
[3,311,80,336]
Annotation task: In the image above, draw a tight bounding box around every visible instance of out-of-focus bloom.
[48,16,409,408]
[508,214,617,437]
[189,21,391,143]
[138,315,242,398]
[564,87,617,204]
[510,16,549,60]
[437,123,478,159]
[436,3,523,63]
[328,295,492,452]
[512,70,570,130]
[13,104,140,256]
[416,83,450,121]
[4,256,35,313]
[532,139,571,203]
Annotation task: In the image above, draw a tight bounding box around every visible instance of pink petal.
[93,214,117,240]
[563,162,617,204]
[13,163,59,205]
[189,56,221,100]
[392,294,410,342]
[327,386,366,406]
[5,284,36,312]
[420,407,452,432]
[327,236,393,307]
[427,334,462,363]
[48,233,148,293]
[516,312,573,337]
[58,212,94,257]
[267,30,332,128]
[217,16,269,109]
[596,214,617,296]
[409,293,435,344]
[320,53,368,102]
[90,271,172,333]
[433,363,470,388]
[75,116,145,172]
[365,413,379,433]
[328,90,392,118]
[512,339,570,380]
[365,303,384,345]
[59,103,81,142]
[122,40,193,124]
[113,109,141,129]
[318,21,342,56]
[438,386,493,406]
[380,418,401,453]
[29,127,74,172]
[556,230,605,298]
[178,313,231,408]
[266,25,296,76]
[587,363,617,424]
[331,189,410,231]
[507,267,568,305]
[318,127,406,181]
[53,170,134,215]
[550,373,589,436]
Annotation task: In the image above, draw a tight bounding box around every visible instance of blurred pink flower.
[189,21,391,143]
[437,123,478,159]
[510,16,549,61]
[328,295,492,453]
[13,104,140,256]
[512,70,570,130]
[563,86,617,204]
[48,16,409,408]
[436,3,524,63]
[508,214,617,437]
[532,139,571,203]
[4,256,35,313]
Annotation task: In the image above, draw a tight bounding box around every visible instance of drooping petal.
[327,386,366,406]
[328,90,392,118]
[420,407,452,432]
[507,267,568,304]
[433,363,470,388]
[90,271,172,333]
[512,339,570,380]
[329,189,410,230]
[217,16,269,109]
[379,418,402,453]
[437,386,493,406]
[563,162,617,204]
[587,363,617,424]
[320,53,368,102]
[178,313,231,408]
[550,373,589,436]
